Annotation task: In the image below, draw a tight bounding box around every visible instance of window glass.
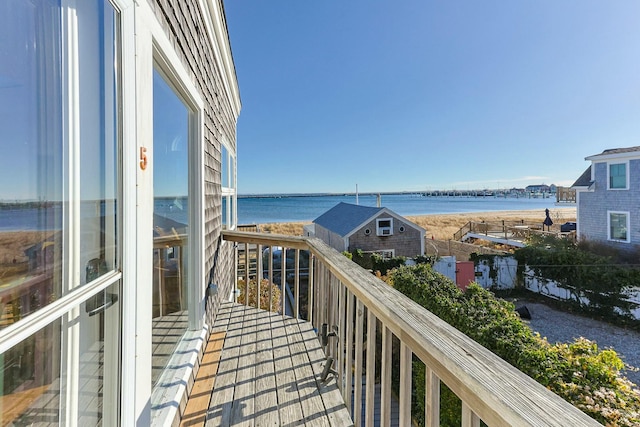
[78,0,120,286]
[230,153,236,189]
[152,68,190,384]
[610,163,626,189]
[610,213,628,241]
[221,145,229,188]
[0,0,63,324]
[222,195,228,229]
[0,318,62,425]
[0,0,119,322]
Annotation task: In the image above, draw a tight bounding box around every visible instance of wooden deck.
[183,302,353,426]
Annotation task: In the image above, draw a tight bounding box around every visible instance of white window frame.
[221,141,237,230]
[608,211,630,243]
[376,217,394,236]
[0,1,132,425]
[135,3,206,425]
[608,161,629,190]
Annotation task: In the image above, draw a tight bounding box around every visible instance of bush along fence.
[469,238,640,321]
[388,264,640,427]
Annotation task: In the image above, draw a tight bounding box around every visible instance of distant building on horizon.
[525,184,554,193]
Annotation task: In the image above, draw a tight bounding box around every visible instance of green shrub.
[514,235,640,319]
[388,263,640,426]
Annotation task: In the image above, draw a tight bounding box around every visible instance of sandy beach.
[258,207,577,240]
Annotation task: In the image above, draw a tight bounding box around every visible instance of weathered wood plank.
[399,343,412,427]
[180,331,225,427]
[205,304,243,426]
[271,312,306,424]
[365,310,376,427]
[297,319,354,426]
[253,308,280,426]
[380,325,392,427]
[284,318,328,426]
[353,299,364,427]
[425,367,440,427]
[230,306,256,426]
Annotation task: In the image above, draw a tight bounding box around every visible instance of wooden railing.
[453,220,544,241]
[222,230,600,427]
[556,186,576,203]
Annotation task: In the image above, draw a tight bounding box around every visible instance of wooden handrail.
[222,230,600,426]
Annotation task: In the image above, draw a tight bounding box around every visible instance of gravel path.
[514,300,640,386]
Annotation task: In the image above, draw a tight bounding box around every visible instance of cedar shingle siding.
[348,216,423,257]
[149,0,238,323]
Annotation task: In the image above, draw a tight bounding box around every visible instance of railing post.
[365,309,376,427]
[354,299,364,427]
[462,402,481,427]
[268,246,274,312]
[307,254,314,323]
[294,249,300,319]
[256,244,262,309]
[400,342,412,427]
[281,250,287,316]
[344,290,354,412]
[380,325,391,427]
[244,242,250,302]
[425,367,440,427]
[337,280,346,395]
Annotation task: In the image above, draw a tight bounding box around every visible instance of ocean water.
[0,194,561,231]
[237,193,559,224]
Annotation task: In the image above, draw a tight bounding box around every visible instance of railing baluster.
[244,242,250,302]
[425,366,440,427]
[462,402,481,427]
[400,342,412,427]
[294,249,300,319]
[268,245,273,312]
[365,309,376,427]
[328,275,338,360]
[344,290,354,413]
[337,279,346,396]
[307,254,314,323]
[354,299,364,427]
[281,247,286,316]
[380,325,391,427]
[256,244,262,309]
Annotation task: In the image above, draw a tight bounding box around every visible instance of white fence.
[470,255,640,320]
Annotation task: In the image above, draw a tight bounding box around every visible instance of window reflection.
[0,0,119,327]
[0,0,63,326]
[152,68,191,385]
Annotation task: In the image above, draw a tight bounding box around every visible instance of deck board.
[202,302,353,427]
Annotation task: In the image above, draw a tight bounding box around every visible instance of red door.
[456,261,475,291]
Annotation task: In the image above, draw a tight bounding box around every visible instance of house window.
[376,218,393,236]
[221,144,237,229]
[0,0,123,424]
[609,163,627,189]
[609,212,630,242]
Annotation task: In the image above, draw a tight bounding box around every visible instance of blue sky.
[225,1,640,195]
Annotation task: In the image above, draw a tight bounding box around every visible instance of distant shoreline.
[253,207,577,240]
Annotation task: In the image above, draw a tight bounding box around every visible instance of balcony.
[181,230,600,426]
[556,186,577,204]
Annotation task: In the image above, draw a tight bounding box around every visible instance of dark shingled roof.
[572,166,592,187]
[599,146,640,155]
[313,202,384,237]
